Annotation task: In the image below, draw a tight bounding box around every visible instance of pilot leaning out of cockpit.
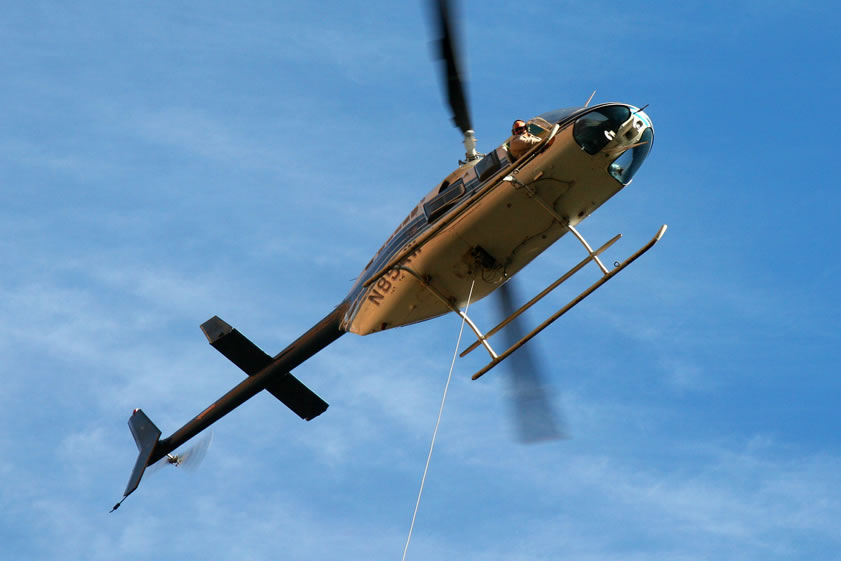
[508,119,542,160]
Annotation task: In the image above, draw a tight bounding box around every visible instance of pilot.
[508,119,542,160]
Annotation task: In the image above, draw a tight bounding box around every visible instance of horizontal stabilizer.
[201,316,328,420]
[202,316,272,375]
[264,373,328,421]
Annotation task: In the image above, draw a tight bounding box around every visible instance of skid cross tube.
[470,224,667,381]
[460,232,623,358]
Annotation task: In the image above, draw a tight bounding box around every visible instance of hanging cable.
[401,280,475,561]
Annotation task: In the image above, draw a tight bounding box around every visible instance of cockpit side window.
[527,117,552,137]
[573,106,632,155]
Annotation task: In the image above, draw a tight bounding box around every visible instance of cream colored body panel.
[344,123,627,335]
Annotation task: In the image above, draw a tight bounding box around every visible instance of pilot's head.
[512,120,527,135]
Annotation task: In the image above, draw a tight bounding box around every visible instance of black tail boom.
[113,305,346,510]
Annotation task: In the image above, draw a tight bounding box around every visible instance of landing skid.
[402,223,667,381]
[463,224,667,380]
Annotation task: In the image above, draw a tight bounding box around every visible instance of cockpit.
[539,105,653,186]
[573,105,653,185]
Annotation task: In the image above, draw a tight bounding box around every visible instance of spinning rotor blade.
[174,430,214,471]
[148,430,214,473]
[495,281,565,443]
[146,455,170,474]
[431,0,472,135]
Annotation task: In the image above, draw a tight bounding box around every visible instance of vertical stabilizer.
[112,409,161,511]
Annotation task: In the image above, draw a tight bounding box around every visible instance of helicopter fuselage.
[341,103,653,335]
[113,0,666,510]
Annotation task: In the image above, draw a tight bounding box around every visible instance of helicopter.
[112,0,666,512]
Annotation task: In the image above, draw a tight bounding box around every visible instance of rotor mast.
[433,0,480,162]
[463,130,478,161]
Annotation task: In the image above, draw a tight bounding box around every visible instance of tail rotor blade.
[146,456,170,474]
[173,430,214,472]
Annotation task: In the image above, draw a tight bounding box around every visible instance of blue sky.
[2,1,841,559]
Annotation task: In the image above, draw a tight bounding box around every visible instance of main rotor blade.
[431,0,473,135]
[495,280,564,443]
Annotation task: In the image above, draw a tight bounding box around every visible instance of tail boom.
[156,304,346,461]
[114,304,347,509]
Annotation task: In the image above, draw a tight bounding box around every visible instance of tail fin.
[111,409,161,512]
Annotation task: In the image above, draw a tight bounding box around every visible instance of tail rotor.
[148,429,214,472]
[166,430,214,471]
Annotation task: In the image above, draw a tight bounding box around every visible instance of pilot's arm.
[509,132,543,160]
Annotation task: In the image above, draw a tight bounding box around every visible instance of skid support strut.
[393,266,499,359]
[464,224,668,380]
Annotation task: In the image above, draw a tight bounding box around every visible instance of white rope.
[401,281,475,561]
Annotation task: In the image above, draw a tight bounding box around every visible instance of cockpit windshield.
[573,106,632,155]
[537,107,582,124]
[572,105,654,185]
[608,127,653,185]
